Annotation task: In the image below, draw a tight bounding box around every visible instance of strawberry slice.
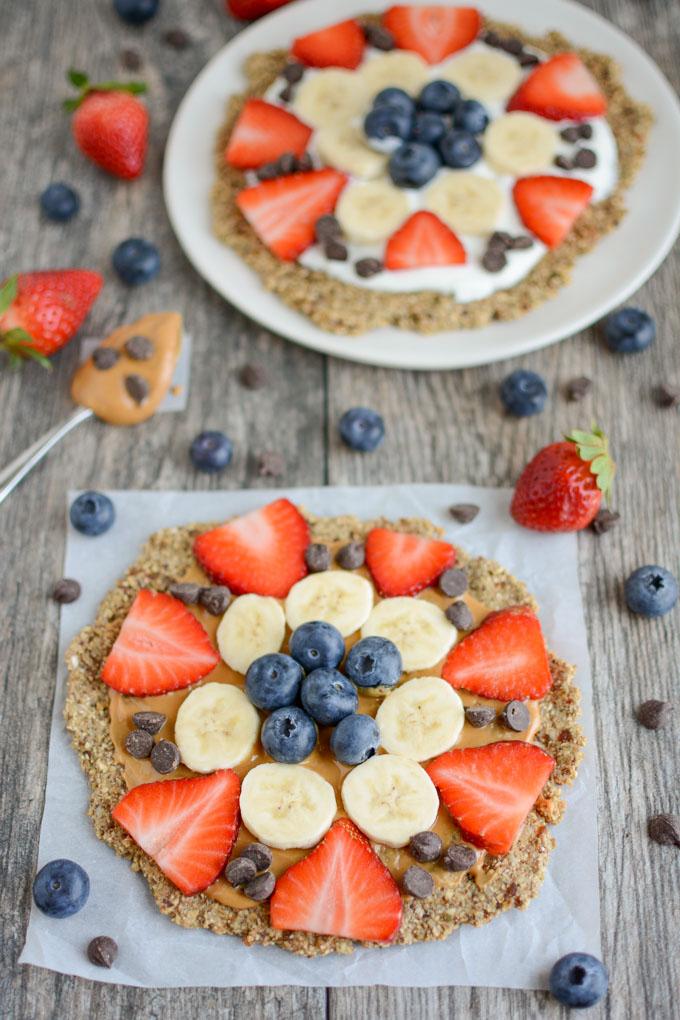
[101,589,219,696]
[441,606,552,700]
[227,0,292,18]
[236,169,347,261]
[507,53,607,122]
[225,99,312,170]
[385,211,466,270]
[0,270,103,361]
[426,741,555,854]
[291,19,365,69]
[270,817,402,941]
[365,527,456,597]
[112,770,241,895]
[513,175,593,249]
[383,6,481,64]
[194,498,309,598]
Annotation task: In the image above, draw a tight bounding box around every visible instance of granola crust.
[64,512,585,957]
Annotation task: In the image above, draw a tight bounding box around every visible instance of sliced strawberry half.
[236,169,347,261]
[112,770,241,895]
[513,175,593,249]
[101,589,219,696]
[441,606,552,700]
[507,53,607,122]
[383,6,481,64]
[270,817,402,941]
[385,211,466,271]
[194,498,309,598]
[225,99,312,170]
[426,741,555,855]
[291,19,365,69]
[365,527,456,597]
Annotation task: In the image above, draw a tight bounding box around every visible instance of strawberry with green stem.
[65,69,148,180]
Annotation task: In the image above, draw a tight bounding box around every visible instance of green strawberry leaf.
[565,424,616,500]
[0,274,17,316]
[0,327,52,370]
[67,69,89,88]
[64,68,147,111]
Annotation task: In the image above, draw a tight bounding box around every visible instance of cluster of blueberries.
[245,620,402,766]
[364,81,489,189]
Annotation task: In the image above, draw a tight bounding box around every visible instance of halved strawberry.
[236,169,347,261]
[194,498,309,598]
[383,6,481,64]
[225,99,312,170]
[227,0,292,18]
[291,19,365,69]
[270,817,402,941]
[365,527,456,597]
[385,211,466,270]
[441,606,552,700]
[513,175,593,249]
[507,53,607,122]
[112,770,241,895]
[426,741,555,855]
[101,589,219,696]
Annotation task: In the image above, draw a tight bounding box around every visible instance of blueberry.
[260,705,317,763]
[339,407,385,452]
[70,491,115,537]
[500,369,548,417]
[439,130,482,169]
[289,621,345,673]
[549,953,608,1009]
[113,0,159,25]
[389,141,441,188]
[245,653,303,710]
[372,87,415,117]
[40,183,80,222]
[330,713,380,765]
[602,307,656,353]
[624,565,679,617]
[411,111,447,146]
[345,636,402,688]
[418,79,460,113]
[33,859,90,918]
[453,99,489,134]
[364,106,413,143]
[189,431,233,473]
[301,667,358,726]
[112,237,161,286]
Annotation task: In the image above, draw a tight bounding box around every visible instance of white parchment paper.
[20,485,600,989]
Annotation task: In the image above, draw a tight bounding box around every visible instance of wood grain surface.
[1,1,678,1018]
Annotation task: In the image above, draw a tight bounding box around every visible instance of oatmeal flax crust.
[211,19,652,335]
[64,512,585,957]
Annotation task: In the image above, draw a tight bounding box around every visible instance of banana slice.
[316,123,388,180]
[425,172,504,236]
[376,676,464,761]
[175,682,260,773]
[285,570,374,637]
[484,112,558,176]
[336,180,410,244]
[361,597,456,672]
[294,69,369,130]
[361,51,429,98]
[341,754,439,848]
[216,594,285,676]
[439,49,522,102]
[240,763,336,850]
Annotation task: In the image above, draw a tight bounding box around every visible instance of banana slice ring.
[294,70,369,130]
[376,676,465,761]
[240,763,336,850]
[425,171,504,236]
[484,112,558,176]
[439,49,522,102]
[175,682,260,772]
[336,180,410,244]
[341,754,439,848]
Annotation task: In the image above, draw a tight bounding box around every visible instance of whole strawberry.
[511,426,615,532]
[65,69,148,180]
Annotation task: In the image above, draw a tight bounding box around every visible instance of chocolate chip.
[363,23,395,50]
[256,450,285,477]
[656,383,680,408]
[408,830,442,863]
[282,61,305,84]
[573,147,597,169]
[168,582,201,605]
[439,568,468,598]
[52,578,81,604]
[257,162,279,181]
[297,152,313,173]
[481,249,507,273]
[120,48,142,71]
[355,257,383,278]
[449,503,479,524]
[278,152,298,175]
[554,154,574,170]
[402,865,434,899]
[305,543,331,573]
[442,843,477,871]
[225,856,257,887]
[92,347,120,370]
[124,335,154,361]
[636,699,673,730]
[315,214,342,243]
[125,729,154,759]
[151,739,180,774]
[518,52,540,67]
[337,541,365,570]
[325,240,348,261]
[163,28,191,49]
[124,374,149,404]
[648,814,680,848]
[278,84,294,104]
[488,231,513,251]
[500,36,523,56]
[241,842,273,872]
[240,363,268,390]
[132,711,166,735]
[501,700,530,732]
[591,508,620,535]
[446,601,474,630]
[566,376,592,401]
[243,870,276,901]
[482,29,502,48]
[199,586,231,615]
[465,706,496,728]
[579,123,593,140]
[87,935,118,968]
[560,126,581,144]
[510,234,533,250]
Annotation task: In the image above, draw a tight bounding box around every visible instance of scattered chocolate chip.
[282,61,305,84]
[243,870,276,901]
[151,739,180,774]
[87,935,118,968]
[241,842,273,872]
[305,543,331,573]
[278,84,294,104]
[449,503,479,524]
[554,154,574,171]
[240,363,268,390]
[579,123,593,140]
[162,28,191,49]
[124,374,149,404]
[500,36,523,56]
[297,152,313,173]
[510,234,533,250]
[445,600,474,631]
[125,729,154,759]
[565,375,592,401]
[132,711,166,735]
[501,700,530,732]
[278,152,298,175]
[92,347,120,371]
[482,29,502,48]
[52,578,81,604]
[363,23,395,50]
[225,856,257,887]
[355,257,383,278]
[573,147,597,169]
[465,706,496,728]
[647,814,680,848]
[442,843,477,871]
[168,581,201,605]
[636,699,673,730]
[481,249,507,273]
[408,830,442,863]
[199,586,231,615]
[337,541,365,570]
[656,383,680,408]
[124,334,154,361]
[120,48,142,71]
[560,126,581,144]
[402,865,434,899]
[315,214,342,243]
[591,508,620,535]
[325,240,348,261]
[439,567,468,598]
[518,51,540,67]
[488,231,513,251]
[257,161,279,182]
[256,450,285,477]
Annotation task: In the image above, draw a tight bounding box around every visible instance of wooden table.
[1,1,678,1017]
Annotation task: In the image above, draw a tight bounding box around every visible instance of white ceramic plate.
[164,0,680,370]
